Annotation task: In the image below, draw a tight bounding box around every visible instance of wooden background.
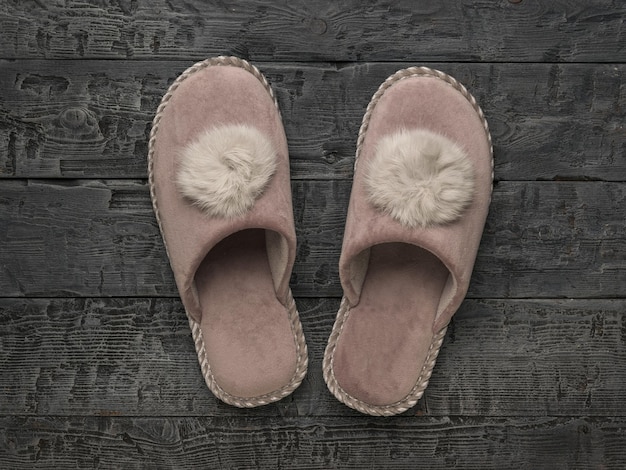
[1,1,625,468]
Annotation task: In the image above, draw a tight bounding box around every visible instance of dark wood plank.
[0,180,624,298]
[1,298,624,418]
[1,1,623,466]
[1,60,625,180]
[2,0,625,62]
[1,415,624,469]
[476,181,626,298]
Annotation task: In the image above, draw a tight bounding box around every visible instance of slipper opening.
[333,242,449,407]
[193,228,297,399]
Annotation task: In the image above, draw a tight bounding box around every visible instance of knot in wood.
[49,106,103,143]
[306,17,327,35]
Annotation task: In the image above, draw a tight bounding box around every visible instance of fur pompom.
[176,124,277,218]
[365,129,474,228]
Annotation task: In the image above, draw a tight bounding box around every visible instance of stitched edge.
[323,66,494,416]
[148,56,308,408]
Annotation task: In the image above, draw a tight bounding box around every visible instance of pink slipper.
[323,67,493,416]
[148,57,308,407]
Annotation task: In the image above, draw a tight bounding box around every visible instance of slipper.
[323,67,493,416]
[148,57,308,407]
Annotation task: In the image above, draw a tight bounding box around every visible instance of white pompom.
[176,124,277,218]
[365,129,474,227]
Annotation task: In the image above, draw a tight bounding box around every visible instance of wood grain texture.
[1,298,625,418]
[1,0,625,62]
[1,415,624,469]
[1,60,625,180]
[2,1,624,467]
[0,180,624,298]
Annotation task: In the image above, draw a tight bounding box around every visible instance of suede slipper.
[323,67,493,416]
[148,57,308,407]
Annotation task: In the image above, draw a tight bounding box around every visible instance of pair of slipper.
[148,57,492,416]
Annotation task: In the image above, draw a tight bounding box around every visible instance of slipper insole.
[195,229,297,398]
[333,243,449,406]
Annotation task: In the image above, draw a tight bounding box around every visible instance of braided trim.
[323,67,493,416]
[148,56,307,407]
[323,297,447,417]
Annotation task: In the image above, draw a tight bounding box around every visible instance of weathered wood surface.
[1,2,625,467]
[2,0,625,62]
[1,298,625,418]
[1,416,624,469]
[0,180,624,298]
[1,60,625,181]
